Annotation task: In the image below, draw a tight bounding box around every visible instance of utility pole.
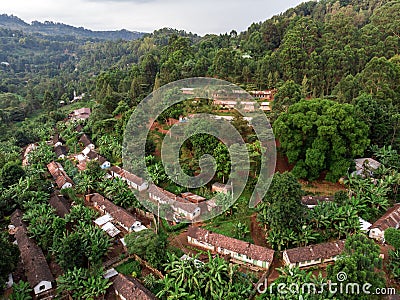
[231,181,234,202]
[156,201,160,234]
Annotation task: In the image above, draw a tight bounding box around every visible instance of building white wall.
[369,228,384,241]
[188,237,214,251]
[298,258,322,268]
[61,182,73,189]
[111,171,122,178]
[138,183,148,192]
[101,161,111,169]
[283,251,340,269]
[34,281,52,295]
[178,207,201,220]
[189,238,270,269]
[117,221,130,232]
[115,289,127,300]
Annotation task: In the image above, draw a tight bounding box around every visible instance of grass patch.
[213,111,235,116]
[204,214,253,244]
[166,246,185,258]
[152,130,166,140]
[203,190,255,243]
[164,183,186,194]
[161,219,189,232]
[300,180,345,196]
[115,258,142,278]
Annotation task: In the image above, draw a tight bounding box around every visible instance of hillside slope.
[0,14,144,41]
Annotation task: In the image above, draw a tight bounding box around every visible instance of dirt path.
[275,150,293,173]
[380,244,400,292]
[168,228,210,261]
[267,255,283,282]
[150,118,179,135]
[250,214,267,247]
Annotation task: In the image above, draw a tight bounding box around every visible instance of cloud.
[1,0,304,35]
[83,0,156,3]
[85,0,153,3]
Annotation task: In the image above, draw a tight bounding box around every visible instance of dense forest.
[0,14,145,40]
[1,0,400,298]
[1,0,399,146]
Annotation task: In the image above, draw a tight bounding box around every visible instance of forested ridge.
[1,0,399,176]
[1,0,400,298]
[0,14,145,41]
[0,0,398,113]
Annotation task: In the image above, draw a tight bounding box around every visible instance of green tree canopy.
[356,57,400,104]
[353,93,397,147]
[271,80,304,120]
[0,233,19,291]
[9,281,32,300]
[56,267,112,300]
[384,228,400,250]
[125,229,168,268]
[0,161,25,188]
[327,233,385,299]
[158,253,253,300]
[274,99,370,181]
[257,172,306,234]
[52,222,111,271]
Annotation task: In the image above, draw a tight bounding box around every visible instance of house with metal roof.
[369,204,400,242]
[111,273,157,300]
[187,226,274,269]
[11,210,55,297]
[283,240,346,268]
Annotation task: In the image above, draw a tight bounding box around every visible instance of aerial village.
[3,85,399,300]
[1,0,400,298]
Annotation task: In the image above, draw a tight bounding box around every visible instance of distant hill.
[0,14,145,41]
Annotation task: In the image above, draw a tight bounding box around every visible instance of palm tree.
[78,223,111,266]
[157,274,197,300]
[334,220,348,240]
[371,145,400,167]
[164,255,195,290]
[96,178,109,192]
[76,173,95,195]
[98,135,122,162]
[25,164,47,180]
[214,192,236,216]
[381,168,400,199]
[143,274,158,291]
[104,177,127,199]
[65,204,98,225]
[110,139,122,162]
[200,254,228,298]
[81,273,112,299]
[57,267,112,300]
[147,161,167,185]
[235,221,250,239]
[388,249,400,280]
[271,265,326,299]
[22,202,54,223]
[97,135,112,150]
[9,281,32,300]
[297,224,318,247]
[267,229,285,251]
[349,196,367,214]
[247,141,262,177]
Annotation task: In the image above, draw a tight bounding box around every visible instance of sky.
[1,0,304,35]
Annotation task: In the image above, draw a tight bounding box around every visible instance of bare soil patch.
[300,180,346,196]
